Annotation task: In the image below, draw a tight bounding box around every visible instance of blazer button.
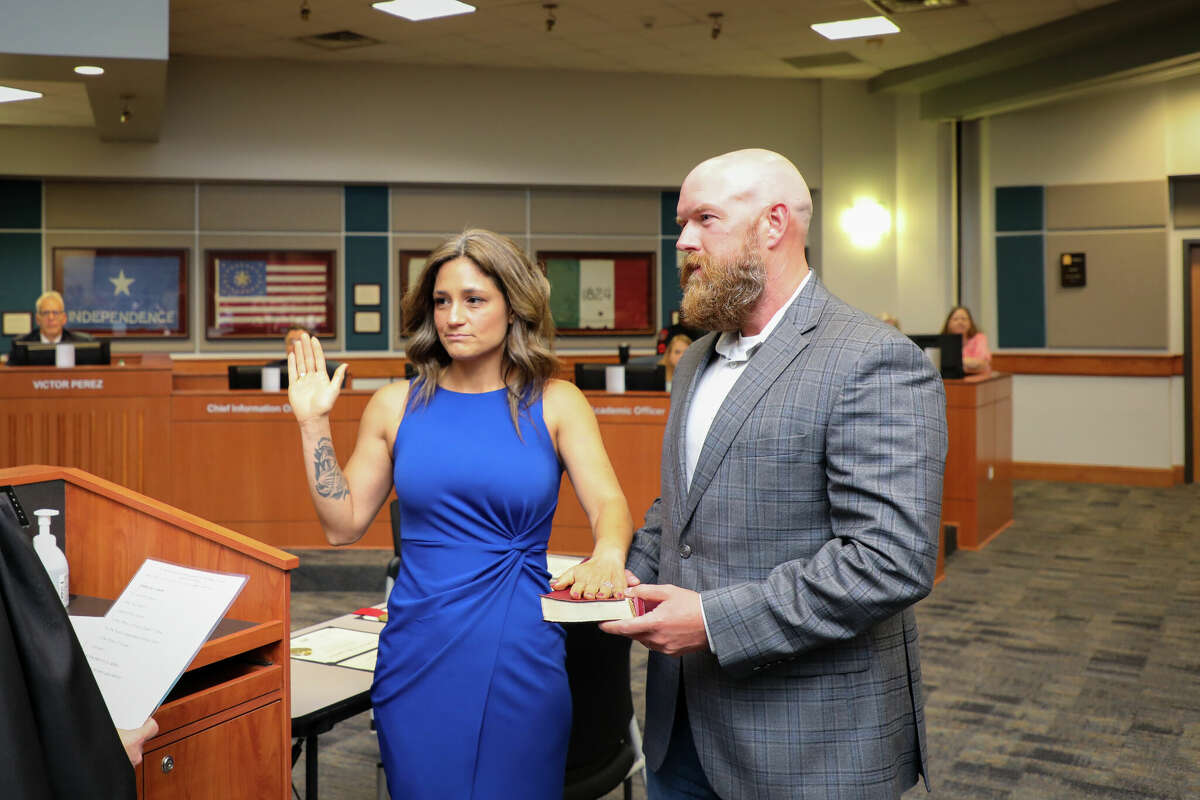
[678,543,692,558]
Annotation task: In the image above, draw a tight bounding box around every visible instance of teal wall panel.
[996,235,1045,348]
[660,191,681,330]
[995,185,1043,232]
[1,232,44,354]
[344,235,389,351]
[0,179,41,229]
[345,185,389,233]
[659,239,681,332]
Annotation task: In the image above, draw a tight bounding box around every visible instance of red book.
[539,589,659,623]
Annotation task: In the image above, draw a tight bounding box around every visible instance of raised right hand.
[287,333,348,424]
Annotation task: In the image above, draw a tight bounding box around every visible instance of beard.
[678,229,766,332]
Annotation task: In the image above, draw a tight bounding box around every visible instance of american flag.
[214,257,328,330]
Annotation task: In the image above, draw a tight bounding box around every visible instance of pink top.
[963,333,992,370]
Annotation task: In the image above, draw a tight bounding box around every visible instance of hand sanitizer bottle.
[33,509,69,607]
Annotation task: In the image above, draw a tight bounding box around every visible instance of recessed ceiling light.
[811,16,900,41]
[0,86,43,104]
[372,0,475,21]
[74,65,105,76]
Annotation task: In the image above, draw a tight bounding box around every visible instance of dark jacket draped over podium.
[0,513,135,799]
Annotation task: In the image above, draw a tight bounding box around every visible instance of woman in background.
[659,332,692,389]
[287,229,632,799]
[941,305,991,374]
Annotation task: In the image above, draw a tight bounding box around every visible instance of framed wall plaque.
[52,248,189,337]
[206,250,336,338]
[537,251,656,335]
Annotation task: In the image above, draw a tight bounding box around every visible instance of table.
[290,610,384,800]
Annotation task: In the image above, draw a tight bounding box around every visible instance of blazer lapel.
[677,277,830,534]
[666,332,719,523]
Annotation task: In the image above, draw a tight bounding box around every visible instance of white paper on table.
[290,627,378,664]
[77,559,247,730]
[337,648,378,672]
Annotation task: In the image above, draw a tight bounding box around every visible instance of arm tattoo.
[312,437,349,500]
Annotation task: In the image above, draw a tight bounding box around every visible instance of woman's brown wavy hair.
[401,229,558,434]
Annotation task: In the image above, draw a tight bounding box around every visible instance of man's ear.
[763,202,789,247]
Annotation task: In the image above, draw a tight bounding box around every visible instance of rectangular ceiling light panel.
[372,0,476,21]
[811,16,900,40]
[0,86,43,104]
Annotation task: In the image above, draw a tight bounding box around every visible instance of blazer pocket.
[750,633,872,678]
[734,432,811,462]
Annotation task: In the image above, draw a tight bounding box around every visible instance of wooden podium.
[941,372,1014,554]
[0,465,297,800]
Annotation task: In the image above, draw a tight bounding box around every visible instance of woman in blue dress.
[287,229,633,799]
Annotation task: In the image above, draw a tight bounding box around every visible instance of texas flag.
[545,256,650,330]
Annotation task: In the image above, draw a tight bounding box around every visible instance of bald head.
[684,149,813,236]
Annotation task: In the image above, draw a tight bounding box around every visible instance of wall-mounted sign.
[1060,253,1086,288]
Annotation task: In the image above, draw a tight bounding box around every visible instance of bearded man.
[602,149,948,799]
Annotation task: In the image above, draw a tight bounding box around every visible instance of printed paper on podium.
[74,559,247,730]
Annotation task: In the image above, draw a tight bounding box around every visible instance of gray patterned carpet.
[289,480,1200,799]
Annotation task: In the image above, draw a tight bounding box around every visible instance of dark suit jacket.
[626,275,947,799]
[0,513,136,799]
[15,328,96,344]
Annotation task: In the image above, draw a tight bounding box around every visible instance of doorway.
[1187,242,1200,483]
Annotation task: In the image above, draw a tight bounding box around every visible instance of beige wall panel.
[1171,177,1200,228]
[198,184,341,232]
[530,190,659,236]
[530,236,660,256]
[390,187,525,234]
[1044,231,1167,349]
[45,181,194,230]
[1046,181,1166,230]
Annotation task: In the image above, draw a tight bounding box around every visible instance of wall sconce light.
[300,0,311,21]
[840,198,891,248]
[709,12,723,40]
[543,3,557,32]
[119,94,133,124]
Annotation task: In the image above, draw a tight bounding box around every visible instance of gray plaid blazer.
[626,275,947,799]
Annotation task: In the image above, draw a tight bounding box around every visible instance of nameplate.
[591,405,665,417]
[205,402,292,415]
[32,378,105,390]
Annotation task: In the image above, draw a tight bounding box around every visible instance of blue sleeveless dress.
[372,386,571,799]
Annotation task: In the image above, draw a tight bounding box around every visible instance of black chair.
[562,624,639,800]
[386,498,402,595]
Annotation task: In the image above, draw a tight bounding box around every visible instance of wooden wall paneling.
[168,391,391,548]
[0,364,173,499]
[549,392,668,555]
[990,353,1182,377]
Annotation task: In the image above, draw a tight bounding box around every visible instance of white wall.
[0,57,823,189]
[982,72,1200,472]
[895,93,954,335]
[1012,375,1176,469]
[989,83,1170,186]
[818,80,898,318]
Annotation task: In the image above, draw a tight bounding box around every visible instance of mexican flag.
[545,256,650,330]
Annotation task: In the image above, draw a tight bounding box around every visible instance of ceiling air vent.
[866,0,967,12]
[296,30,381,50]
